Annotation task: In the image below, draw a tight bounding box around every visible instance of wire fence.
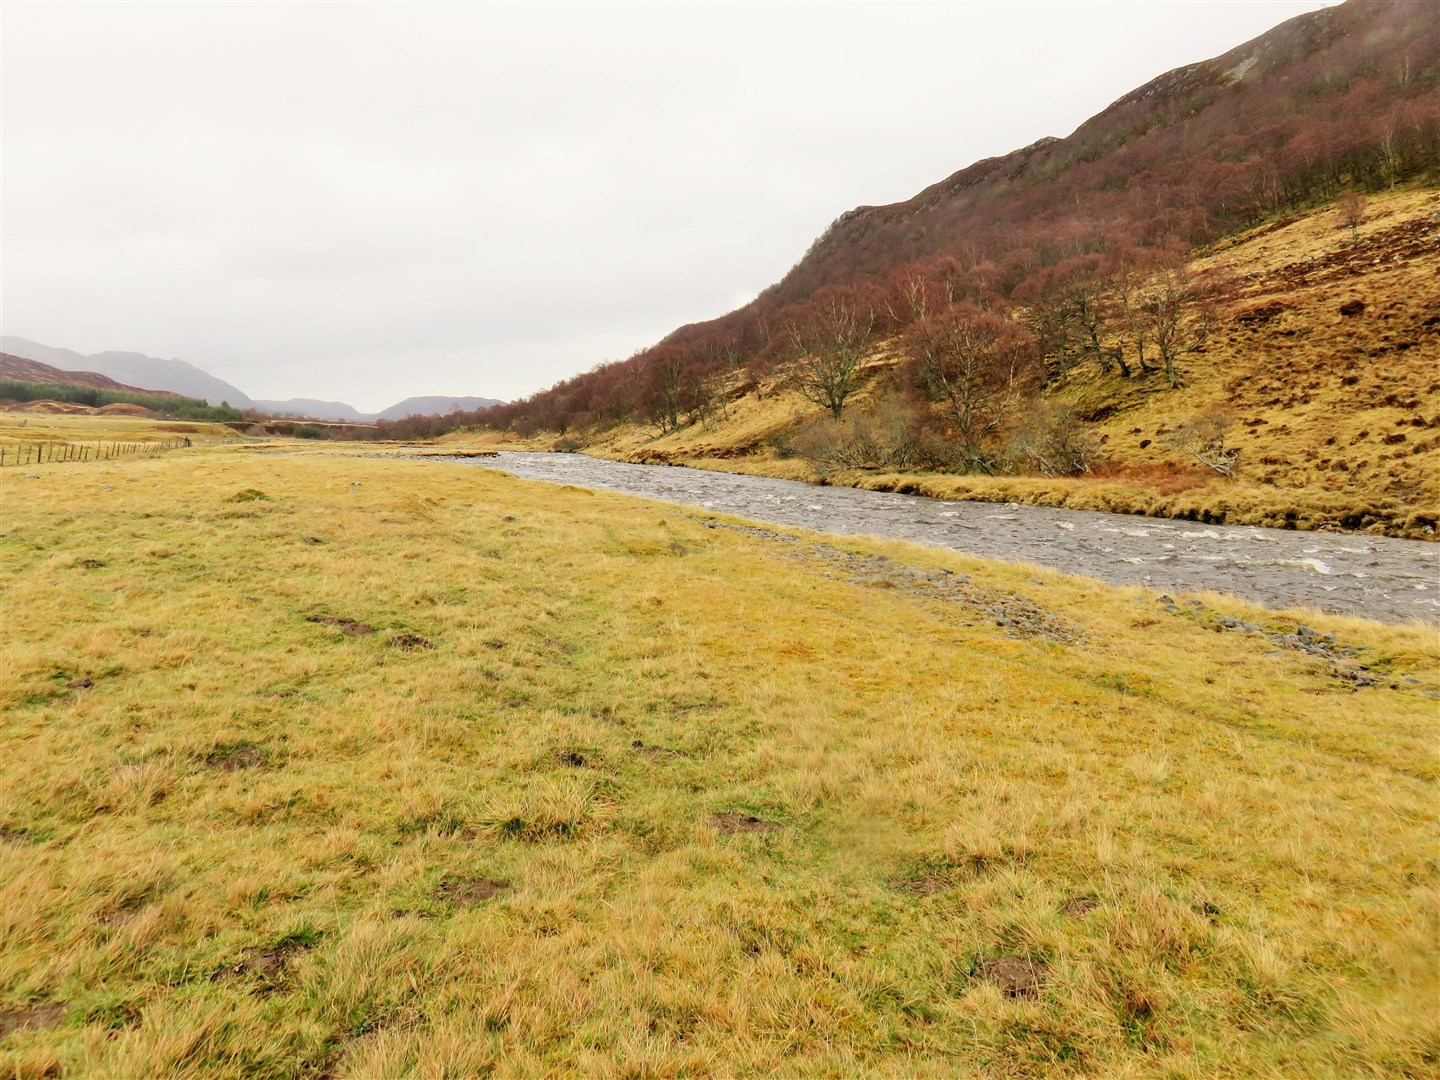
[0,438,190,467]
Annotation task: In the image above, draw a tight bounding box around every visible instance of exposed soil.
[216,936,317,987]
[79,559,106,570]
[893,875,952,897]
[631,739,682,759]
[1062,897,1100,918]
[205,743,267,771]
[389,632,434,650]
[977,956,1048,997]
[66,677,94,691]
[433,876,510,905]
[0,1003,66,1038]
[709,812,782,835]
[306,614,375,636]
[0,827,31,846]
[555,750,589,768]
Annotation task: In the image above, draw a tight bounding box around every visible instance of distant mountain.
[0,352,177,396]
[375,396,504,421]
[250,398,368,421]
[0,336,254,408]
[1,336,505,421]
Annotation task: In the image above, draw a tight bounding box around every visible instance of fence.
[0,438,189,467]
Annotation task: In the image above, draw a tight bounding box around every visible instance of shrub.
[1004,404,1101,477]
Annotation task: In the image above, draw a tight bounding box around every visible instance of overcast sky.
[3,1,1332,412]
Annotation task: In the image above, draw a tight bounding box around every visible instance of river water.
[459,451,1438,626]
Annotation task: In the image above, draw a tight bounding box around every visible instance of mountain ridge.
[0,336,504,420]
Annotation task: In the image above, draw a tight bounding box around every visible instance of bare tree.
[1165,408,1240,477]
[1338,191,1366,243]
[904,303,1040,472]
[1146,266,1218,389]
[785,286,882,421]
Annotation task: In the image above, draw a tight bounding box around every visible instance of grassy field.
[0,414,245,453]
[470,188,1440,539]
[2,448,1437,1078]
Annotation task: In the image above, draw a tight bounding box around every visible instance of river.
[456,451,1437,626]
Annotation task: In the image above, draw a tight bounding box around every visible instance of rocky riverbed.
[457,451,1438,626]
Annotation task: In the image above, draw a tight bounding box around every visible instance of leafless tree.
[785,287,882,421]
[1165,408,1241,477]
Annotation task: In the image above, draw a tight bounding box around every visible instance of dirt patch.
[216,934,318,987]
[555,750,589,768]
[977,956,1049,997]
[66,677,94,692]
[79,559,106,570]
[892,854,1001,895]
[0,827,32,846]
[389,632,434,650]
[205,743,267,771]
[631,739,681,759]
[301,536,326,545]
[1062,896,1100,918]
[307,614,376,636]
[893,875,951,897]
[708,812,782,835]
[0,1003,66,1038]
[434,876,510,905]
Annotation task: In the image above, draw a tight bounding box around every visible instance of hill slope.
[0,353,175,396]
[377,395,505,421]
[469,0,1438,538]
[0,337,255,409]
[496,190,1437,538]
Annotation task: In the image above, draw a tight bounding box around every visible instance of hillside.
[377,395,505,421]
[0,354,176,397]
[467,0,1439,538]
[0,337,256,409]
[507,189,1437,538]
[765,0,1437,303]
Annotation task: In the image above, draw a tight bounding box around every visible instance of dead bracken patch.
[708,812,782,835]
[977,956,1049,997]
[390,632,434,650]
[0,1003,66,1038]
[1063,897,1100,918]
[306,614,376,635]
[205,743,267,771]
[434,876,510,905]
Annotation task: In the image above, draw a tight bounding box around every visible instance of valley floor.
[1,448,1436,1077]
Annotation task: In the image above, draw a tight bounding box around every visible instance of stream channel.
[457,451,1437,626]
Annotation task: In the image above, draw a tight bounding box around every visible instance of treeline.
[0,379,244,422]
